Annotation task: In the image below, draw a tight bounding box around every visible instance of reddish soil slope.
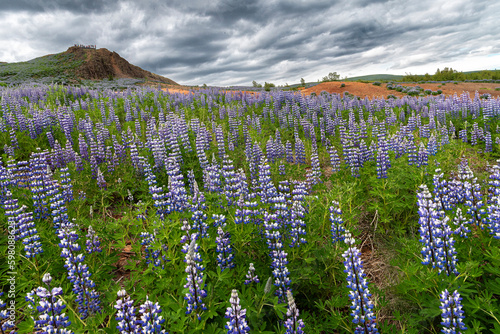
[65,46,178,85]
[302,81,500,98]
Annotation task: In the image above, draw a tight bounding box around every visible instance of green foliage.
[321,72,340,82]
[1,85,500,333]
[264,82,275,91]
[252,80,262,88]
[403,67,500,82]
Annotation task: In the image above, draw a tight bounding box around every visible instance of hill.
[344,74,403,82]
[0,47,178,86]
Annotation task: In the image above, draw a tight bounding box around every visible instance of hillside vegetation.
[0,47,178,87]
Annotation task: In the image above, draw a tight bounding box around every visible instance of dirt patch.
[402,82,500,98]
[302,81,404,99]
[112,244,135,284]
[302,81,500,98]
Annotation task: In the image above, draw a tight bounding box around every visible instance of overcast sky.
[1,0,499,86]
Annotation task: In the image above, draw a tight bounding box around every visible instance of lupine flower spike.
[115,289,140,334]
[439,289,466,334]
[225,289,250,334]
[184,238,207,320]
[284,290,305,334]
[244,263,260,284]
[0,292,16,333]
[25,273,73,334]
[342,237,378,333]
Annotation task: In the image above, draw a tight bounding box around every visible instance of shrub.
[424,89,432,95]
[340,83,346,88]
[437,89,443,94]
[372,82,381,86]
[387,94,396,99]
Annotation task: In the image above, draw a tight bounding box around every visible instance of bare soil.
[302,81,500,98]
[65,46,178,85]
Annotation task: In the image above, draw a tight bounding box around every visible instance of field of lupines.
[1,84,500,333]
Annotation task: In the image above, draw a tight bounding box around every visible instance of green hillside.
[0,52,83,84]
[344,74,404,82]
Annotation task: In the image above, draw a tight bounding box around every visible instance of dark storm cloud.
[0,0,117,13]
[1,0,499,85]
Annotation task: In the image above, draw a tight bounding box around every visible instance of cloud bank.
[1,0,499,86]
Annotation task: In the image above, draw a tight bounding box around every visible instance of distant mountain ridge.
[0,47,178,85]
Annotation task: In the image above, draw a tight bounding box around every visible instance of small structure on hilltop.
[73,44,96,49]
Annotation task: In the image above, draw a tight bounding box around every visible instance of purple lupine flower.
[486,196,500,239]
[330,200,346,244]
[417,184,441,268]
[284,290,305,334]
[184,239,207,320]
[289,201,306,247]
[222,155,240,206]
[428,134,438,156]
[204,154,222,193]
[270,247,290,303]
[0,292,16,333]
[29,149,53,219]
[225,289,250,334]
[433,169,453,212]
[59,167,73,203]
[310,147,322,185]
[342,238,378,334]
[190,182,209,238]
[212,214,227,228]
[266,136,275,164]
[138,296,167,333]
[115,289,140,334]
[286,141,294,164]
[376,133,390,179]
[487,161,500,202]
[263,209,290,303]
[58,227,101,319]
[96,167,106,189]
[279,164,286,176]
[452,208,470,238]
[244,263,260,285]
[295,138,306,165]
[47,131,56,148]
[417,143,428,168]
[215,226,235,271]
[166,157,189,212]
[329,145,341,173]
[407,139,417,166]
[215,124,226,159]
[436,219,459,276]
[85,225,102,254]
[459,129,467,143]
[258,158,278,204]
[140,231,169,270]
[196,131,209,170]
[485,131,492,152]
[439,289,466,334]
[360,139,373,163]
[25,273,72,334]
[463,178,485,227]
[16,206,43,258]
